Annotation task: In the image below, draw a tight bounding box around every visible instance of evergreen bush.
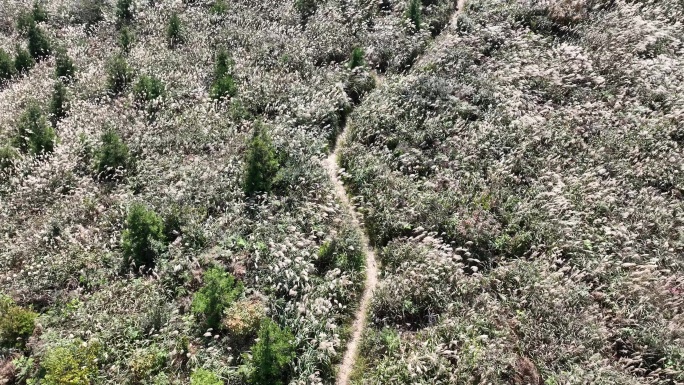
[210,74,236,100]
[348,47,365,69]
[243,123,279,196]
[116,0,134,27]
[0,48,14,81]
[27,24,51,60]
[406,0,421,31]
[13,101,55,154]
[133,75,165,107]
[106,54,133,94]
[246,319,295,385]
[118,26,134,53]
[191,268,244,330]
[210,0,227,15]
[16,12,35,36]
[0,295,37,350]
[210,50,237,99]
[121,203,166,270]
[49,81,69,127]
[32,2,48,23]
[55,48,75,81]
[0,146,18,173]
[166,13,183,48]
[94,129,130,179]
[14,45,35,74]
[214,48,232,79]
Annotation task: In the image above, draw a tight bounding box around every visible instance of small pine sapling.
[406,0,421,31]
[348,47,365,69]
[0,48,15,81]
[55,48,75,81]
[14,45,35,74]
[13,101,55,154]
[166,13,184,48]
[243,123,279,196]
[49,81,69,127]
[121,203,166,270]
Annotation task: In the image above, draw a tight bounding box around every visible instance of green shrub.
[94,130,130,178]
[129,345,167,381]
[55,48,75,81]
[406,0,421,30]
[133,75,165,106]
[116,0,134,26]
[70,0,105,28]
[348,47,365,69]
[191,368,224,385]
[213,48,232,79]
[41,341,101,385]
[49,81,69,127]
[118,26,134,53]
[32,1,49,23]
[14,45,35,74]
[246,319,295,385]
[12,101,55,155]
[243,123,279,196]
[106,54,132,94]
[27,25,51,60]
[192,268,244,330]
[121,203,166,270]
[210,76,236,100]
[166,13,183,48]
[210,0,228,14]
[0,146,18,173]
[16,12,36,36]
[0,295,37,350]
[0,48,14,81]
[294,0,317,20]
[210,49,236,100]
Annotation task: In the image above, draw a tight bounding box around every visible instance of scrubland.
[0,0,682,384]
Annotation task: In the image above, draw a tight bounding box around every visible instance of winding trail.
[327,1,467,383]
[323,114,379,385]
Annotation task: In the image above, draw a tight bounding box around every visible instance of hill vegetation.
[1,0,682,384]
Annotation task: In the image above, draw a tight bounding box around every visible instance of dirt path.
[328,2,466,383]
[323,121,379,385]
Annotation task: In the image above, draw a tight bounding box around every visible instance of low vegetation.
[191,268,244,331]
[166,13,184,48]
[12,101,55,155]
[94,129,131,179]
[341,0,684,383]
[0,296,37,350]
[243,123,279,196]
[106,54,133,95]
[49,81,68,127]
[121,203,166,270]
[2,0,679,384]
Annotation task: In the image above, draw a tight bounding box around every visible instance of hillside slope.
[1,0,683,384]
[341,0,684,383]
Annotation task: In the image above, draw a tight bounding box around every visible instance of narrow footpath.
[323,118,379,385]
[327,1,467,383]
